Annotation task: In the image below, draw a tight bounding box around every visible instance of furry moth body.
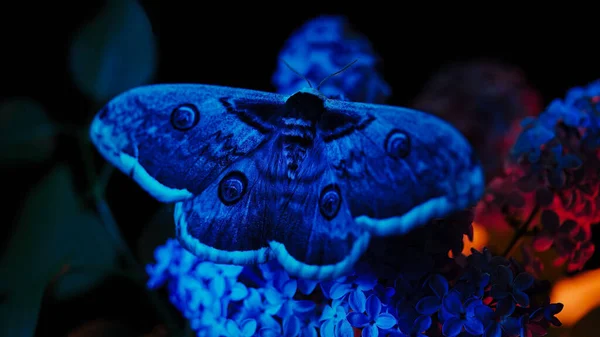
[90,84,484,280]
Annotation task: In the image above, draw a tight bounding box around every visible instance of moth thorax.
[280,92,325,180]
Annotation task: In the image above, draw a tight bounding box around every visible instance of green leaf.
[0,284,45,337]
[0,98,56,165]
[69,0,157,102]
[0,165,118,336]
[0,258,67,337]
[51,212,119,300]
[1,165,79,280]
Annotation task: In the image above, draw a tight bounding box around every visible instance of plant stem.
[502,203,540,258]
[77,136,182,334]
[75,126,135,263]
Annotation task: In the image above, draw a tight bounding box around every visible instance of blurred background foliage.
[1,1,599,337]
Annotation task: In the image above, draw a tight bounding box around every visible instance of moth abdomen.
[279,132,316,180]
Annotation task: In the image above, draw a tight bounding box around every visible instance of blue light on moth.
[89,84,485,280]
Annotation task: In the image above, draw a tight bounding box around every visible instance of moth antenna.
[317,59,358,90]
[280,58,312,88]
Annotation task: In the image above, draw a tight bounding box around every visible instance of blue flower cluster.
[477,79,599,274]
[511,80,600,161]
[146,240,563,337]
[511,79,600,180]
[271,15,391,104]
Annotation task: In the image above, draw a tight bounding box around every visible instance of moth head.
[284,90,326,122]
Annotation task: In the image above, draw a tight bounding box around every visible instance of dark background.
[2,2,599,336]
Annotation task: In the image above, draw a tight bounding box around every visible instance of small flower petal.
[465,298,483,314]
[293,300,316,313]
[259,328,278,337]
[559,220,578,234]
[376,313,397,329]
[495,265,514,286]
[356,273,378,291]
[485,321,502,337]
[330,283,353,299]
[196,261,219,278]
[283,316,301,337]
[226,320,241,336]
[230,282,248,301]
[347,312,369,328]
[550,316,562,327]
[502,317,521,336]
[541,210,560,232]
[429,274,449,298]
[362,325,379,337]
[490,285,509,299]
[335,305,347,317]
[416,296,441,315]
[475,305,494,323]
[320,320,334,337]
[414,315,432,333]
[241,319,257,337]
[535,187,554,206]
[220,264,244,278]
[548,303,564,316]
[349,289,367,313]
[298,279,318,295]
[512,289,530,307]
[264,287,282,305]
[305,326,318,337]
[443,291,464,316]
[320,305,336,321]
[513,272,534,291]
[532,234,554,252]
[336,319,354,337]
[210,275,226,298]
[442,317,463,337]
[366,295,382,318]
[464,317,484,335]
[496,297,515,317]
[283,279,298,298]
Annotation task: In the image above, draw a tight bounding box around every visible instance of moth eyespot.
[319,184,342,220]
[218,171,248,206]
[385,129,411,158]
[170,104,200,131]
